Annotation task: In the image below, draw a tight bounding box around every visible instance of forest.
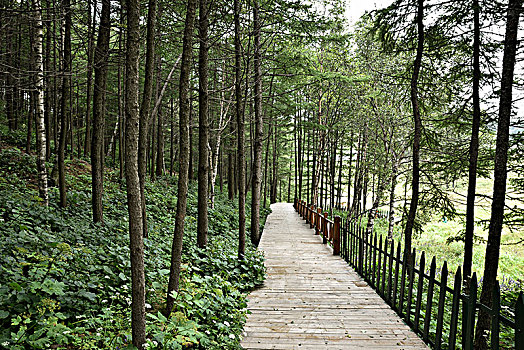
[0,0,523,348]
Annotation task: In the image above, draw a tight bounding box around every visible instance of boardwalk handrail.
[294,198,524,349]
[294,199,341,255]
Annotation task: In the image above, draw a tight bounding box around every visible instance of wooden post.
[315,208,321,234]
[463,272,477,350]
[333,216,340,255]
[309,205,315,228]
[323,212,328,244]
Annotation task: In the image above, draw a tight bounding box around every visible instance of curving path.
[241,203,428,350]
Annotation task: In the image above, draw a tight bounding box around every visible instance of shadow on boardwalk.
[241,203,428,350]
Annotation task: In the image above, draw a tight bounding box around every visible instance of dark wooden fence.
[294,198,524,350]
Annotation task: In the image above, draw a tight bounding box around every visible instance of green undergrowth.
[0,145,269,349]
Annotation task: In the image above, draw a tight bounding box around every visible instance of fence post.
[333,216,340,255]
[358,224,363,274]
[516,292,524,347]
[309,205,315,228]
[323,212,328,244]
[315,208,321,234]
[463,272,477,350]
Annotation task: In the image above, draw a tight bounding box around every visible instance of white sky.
[345,0,394,26]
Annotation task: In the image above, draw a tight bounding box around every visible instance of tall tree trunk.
[250,0,263,245]
[270,122,278,204]
[155,61,165,177]
[188,97,194,181]
[84,0,96,156]
[347,132,353,211]
[169,97,175,176]
[234,0,246,259]
[91,0,111,223]
[197,0,209,249]
[124,0,145,345]
[337,140,343,208]
[44,1,52,160]
[138,0,157,237]
[463,0,481,282]
[32,0,48,206]
[5,26,15,132]
[404,0,424,263]
[118,1,125,180]
[306,128,310,203]
[58,0,71,208]
[388,159,398,240]
[474,1,522,348]
[166,0,197,315]
[263,116,271,208]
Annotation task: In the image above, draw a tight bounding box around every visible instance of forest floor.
[0,139,269,349]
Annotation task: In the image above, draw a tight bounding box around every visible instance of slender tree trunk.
[154,54,164,178]
[44,1,52,160]
[32,0,48,206]
[197,0,209,249]
[117,6,125,180]
[337,140,343,208]
[388,159,398,240]
[155,85,165,178]
[347,132,353,211]
[188,97,194,181]
[463,0,481,282]
[166,0,197,315]
[474,1,522,348]
[250,0,263,245]
[84,0,95,156]
[234,0,246,259]
[263,117,271,208]
[404,0,424,263]
[125,0,145,345]
[91,0,111,223]
[170,97,175,176]
[270,122,278,204]
[58,0,71,208]
[138,0,157,237]
[26,96,32,154]
[287,160,291,202]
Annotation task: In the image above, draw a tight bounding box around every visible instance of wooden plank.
[241,203,428,349]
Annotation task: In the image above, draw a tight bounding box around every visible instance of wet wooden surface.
[241,203,428,350]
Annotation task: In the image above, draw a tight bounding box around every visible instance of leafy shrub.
[0,149,268,349]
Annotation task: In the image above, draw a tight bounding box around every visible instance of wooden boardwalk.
[241,203,428,350]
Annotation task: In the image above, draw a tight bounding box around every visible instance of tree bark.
[474,1,522,348]
[138,0,157,237]
[388,160,398,240]
[463,0,481,282]
[44,0,52,160]
[84,0,96,156]
[234,0,246,259]
[404,0,424,264]
[155,58,165,177]
[347,132,353,211]
[32,0,48,206]
[91,0,111,223]
[166,0,197,315]
[197,0,209,249]
[250,0,263,245]
[58,0,72,208]
[125,0,146,345]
